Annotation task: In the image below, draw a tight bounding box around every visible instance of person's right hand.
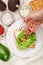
[24,10,43,23]
[25,19,40,34]
[24,10,43,34]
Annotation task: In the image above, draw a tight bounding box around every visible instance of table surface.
[0,0,43,65]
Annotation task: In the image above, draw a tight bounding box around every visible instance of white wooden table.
[0,0,43,65]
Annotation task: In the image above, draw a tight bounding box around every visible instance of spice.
[2,12,13,26]
[19,5,31,18]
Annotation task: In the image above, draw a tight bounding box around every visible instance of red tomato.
[0,25,4,35]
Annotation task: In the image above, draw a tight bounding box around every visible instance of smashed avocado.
[16,30,36,50]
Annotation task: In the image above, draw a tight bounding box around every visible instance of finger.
[32,21,37,32]
[30,25,36,32]
[33,25,39,32]
[26,19,34,34]
[33,22,40,32]
[26,29,32,34]
[26,25,33,34]
[25,21,31,30]
[28,20,34,32]
[32,25,36,33]
[25,21,31,34]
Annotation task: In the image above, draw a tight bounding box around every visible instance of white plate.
[6,19,43,58]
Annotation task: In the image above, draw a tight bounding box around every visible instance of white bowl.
[19,5,32,18]
[1,12,14,26]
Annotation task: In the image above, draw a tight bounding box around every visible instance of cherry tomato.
[0,25,4,35]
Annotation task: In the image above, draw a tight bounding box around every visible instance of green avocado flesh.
[16,30,36,50]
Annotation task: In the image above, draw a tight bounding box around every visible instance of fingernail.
[26,29,31,34]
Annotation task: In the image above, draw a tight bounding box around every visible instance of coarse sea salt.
[2,12,13,26]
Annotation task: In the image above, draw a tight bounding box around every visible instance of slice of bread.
[30,43,35,48]
[14,29,21,38]
[14,29,35,48]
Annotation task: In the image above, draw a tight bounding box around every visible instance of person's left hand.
[25,19,40,34]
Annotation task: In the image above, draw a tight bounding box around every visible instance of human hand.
[24,10,43,23]
[25,19,40,34]
[24,9,43,34]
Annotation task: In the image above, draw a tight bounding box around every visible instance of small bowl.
[19,5,32,18]
[1,11,14,26]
